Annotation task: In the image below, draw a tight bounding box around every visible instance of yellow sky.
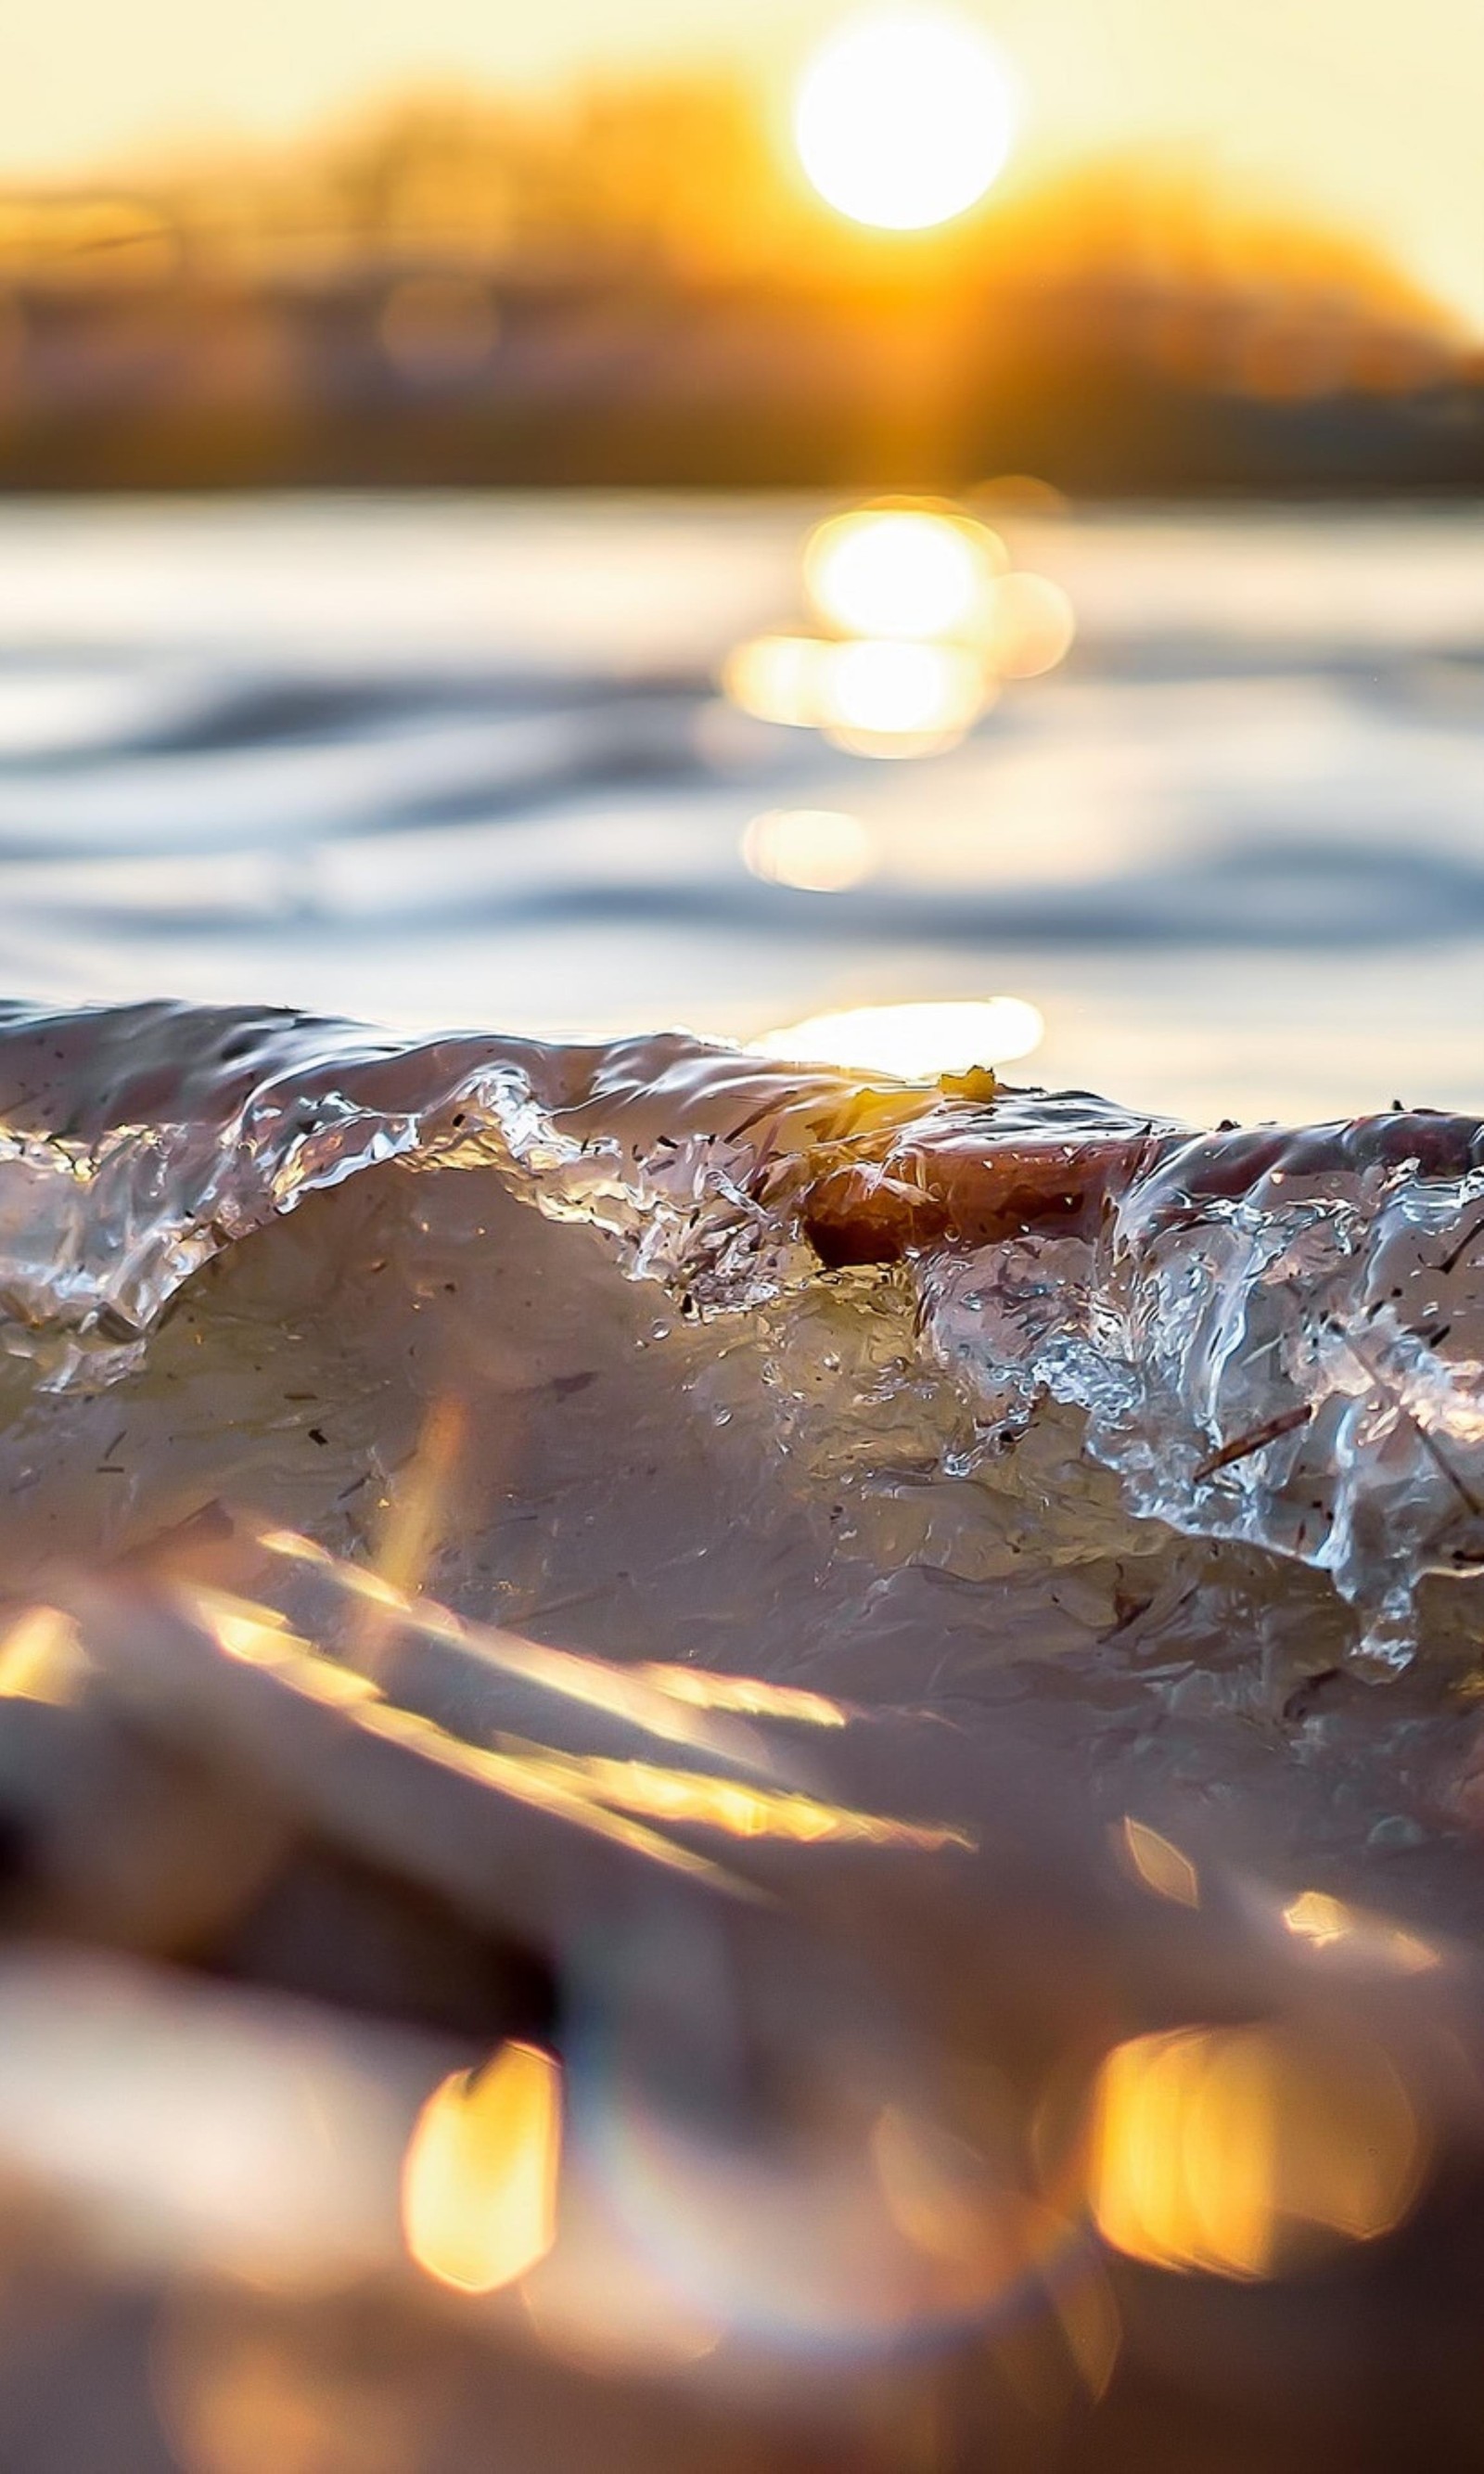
[2,0,1482,329]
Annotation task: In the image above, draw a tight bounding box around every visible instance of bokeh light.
[1280,1888,1439,1972]
[756,995,1043,1077]
[723,627,991,753]
[821,636,989,751]
[723,498,1072,758]
[1086,2021,1423,2278]
[794,6,1018,232]
[804,506,1006,641]
[741,806,878,891]
[1119,1815,1200,1907]
[1282,1890,1353,1949]
[402,2042,562,2294]
[983,570,1078,677]
[0,1604,88,1706]
[722,632,828,727]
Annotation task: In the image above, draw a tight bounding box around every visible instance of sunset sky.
[3,0,1482,329]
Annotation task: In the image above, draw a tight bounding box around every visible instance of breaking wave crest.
[0,998,1479,1662]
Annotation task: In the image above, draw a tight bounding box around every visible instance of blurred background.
[1,0,1482,1120]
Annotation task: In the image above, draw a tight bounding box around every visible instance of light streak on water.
[755,995,1044,1077]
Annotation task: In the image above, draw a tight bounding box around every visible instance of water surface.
[0,494,1480,1123]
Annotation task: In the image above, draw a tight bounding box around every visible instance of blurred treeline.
[0,78,1479,493]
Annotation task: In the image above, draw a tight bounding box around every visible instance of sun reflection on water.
[723,494,1073,771]
[821,635,991,754]
[740,805,878,891]
[804,505,1006,641]
[756,995,1043,1078]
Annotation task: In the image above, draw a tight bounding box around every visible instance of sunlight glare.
[723,628,990,752]
[821,636,988,750]
[794,6,1018,233]
[756,996,1043,1078]
[804,506,1005,641]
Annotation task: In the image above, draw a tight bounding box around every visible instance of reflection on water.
[722,631,828,728]
[819,635,992,756]
[0,495,1481,1126]
[802,506,1008,640]
[755,993,1044,1075]
[984,569,1077,677]
[723,627,991,752]
[723,494,1073,763]
[740,805,878,891]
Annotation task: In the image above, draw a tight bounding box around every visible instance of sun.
[793,6,1018,234]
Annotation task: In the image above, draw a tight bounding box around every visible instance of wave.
[1,998,1478,1663]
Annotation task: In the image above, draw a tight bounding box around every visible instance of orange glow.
[1281,1889,1352,1948]
[181,1577,739,1889]
[373,1393,467,1605]
[0,1605,89,1706]
[402,2044,562,2295]
[237,1523,810,1766]
[180,1547,953,1884]
[1119,1816,1200,1907]
[793,7,1018,233]
[1087,2023,1423,2277]
[635,1664,849,1727]
[1282,1889,1439,1972]
[495,1741,973,1851]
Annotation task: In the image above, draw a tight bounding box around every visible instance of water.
[0,494,1480,1125]
[0,496,1482,2467]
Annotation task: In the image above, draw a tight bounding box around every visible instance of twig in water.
[1196,1403,1313,1481]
